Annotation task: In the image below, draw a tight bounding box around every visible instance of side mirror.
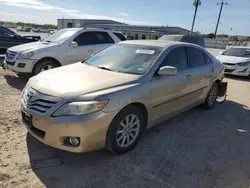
[14,34,21,38]
[219,51,223,54]
[70,41,78,48]
[158,66,177,76]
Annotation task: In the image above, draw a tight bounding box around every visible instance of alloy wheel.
[116,114,140,148]
[207,85,218,106]
[40,64,55,72]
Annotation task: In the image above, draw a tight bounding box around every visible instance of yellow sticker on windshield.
[135,50,155,54]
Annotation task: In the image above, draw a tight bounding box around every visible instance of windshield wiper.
[43,40,52,43]
[97,66,113,71]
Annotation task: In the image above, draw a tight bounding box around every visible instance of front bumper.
[224,64,250,77]
[2,58,37,73]
[21,100,119,153]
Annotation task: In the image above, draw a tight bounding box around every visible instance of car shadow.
[26,100,250,188]
[4,75,29,90]
[225,74,250,82]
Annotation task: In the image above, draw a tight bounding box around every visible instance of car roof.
[120,40,194,48]
[61,28,83,31]
[61,27,124,34]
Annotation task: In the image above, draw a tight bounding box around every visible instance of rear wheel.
[33,59,59,75]
[106,106,145,155]
[203,82,219,109]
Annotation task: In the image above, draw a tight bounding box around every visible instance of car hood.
[8,41,58,53]
[29,63,140,98]
[217,55,250,64]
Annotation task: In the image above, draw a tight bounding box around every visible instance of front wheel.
[33,60,59,75]
[203,82,219,109]
[106,106,145,155]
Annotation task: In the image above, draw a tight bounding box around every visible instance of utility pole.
[214,0,228,38]
[190,0,201,35]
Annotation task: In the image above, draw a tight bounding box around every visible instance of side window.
[203,53,213,64]
[161,47,188,71]
[73,32,97,46]
[113,32,126,41]
[73,31,114,46]
[186,47,206,68]
[95,32,114,44]
[0,28,13,37]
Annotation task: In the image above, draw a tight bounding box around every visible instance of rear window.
[203,53,213,64]
[186,47,206,68]
[113,32,126,41]
[158,35,182,41]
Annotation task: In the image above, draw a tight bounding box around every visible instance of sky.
[0,0,250,36]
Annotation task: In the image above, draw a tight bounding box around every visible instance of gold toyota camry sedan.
[21,40,227,154]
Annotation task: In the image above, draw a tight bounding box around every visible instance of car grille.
[5,51,17,61]
[26,99,57,113]
[225,69,235,73]
[23,88,59,114]
[223,62,235,66]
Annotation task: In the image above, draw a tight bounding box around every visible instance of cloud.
[0,0,158,25]
[0,11,37,17]
[116,12,129,17]
[0,0,80,13]
[67,12,158,25]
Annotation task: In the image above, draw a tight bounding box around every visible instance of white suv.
[2,28,126,75]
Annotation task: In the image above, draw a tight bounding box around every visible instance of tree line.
[0,21,57,29]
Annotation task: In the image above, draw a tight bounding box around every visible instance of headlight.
[18,51,34,59]
[52,100,109,117]
[237,62,250,66]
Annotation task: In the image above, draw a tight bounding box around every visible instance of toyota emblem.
[27,91,34,100]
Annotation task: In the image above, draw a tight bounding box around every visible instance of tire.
[106,105,145,155]
[33,59,59,75]
[203,82,219,109]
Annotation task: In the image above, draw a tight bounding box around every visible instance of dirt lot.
[0,68,250,188]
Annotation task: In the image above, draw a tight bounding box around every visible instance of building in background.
[57,19,190,40]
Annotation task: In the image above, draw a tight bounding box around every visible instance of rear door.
[185,47,214,101]
[65,31,115,64]
[151,46,194,121]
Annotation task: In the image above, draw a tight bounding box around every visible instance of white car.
[2,28,126,75]
[217,47,250,77]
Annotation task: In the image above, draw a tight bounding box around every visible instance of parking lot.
[0,51,250,188]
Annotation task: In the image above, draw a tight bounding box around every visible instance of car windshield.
[42,29,77,43]
[158,35,182,41]
[85,44,163,75]
[222,48,250,57]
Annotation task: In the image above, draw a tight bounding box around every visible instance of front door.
[151,47,194,122]
[65,31,114,65]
